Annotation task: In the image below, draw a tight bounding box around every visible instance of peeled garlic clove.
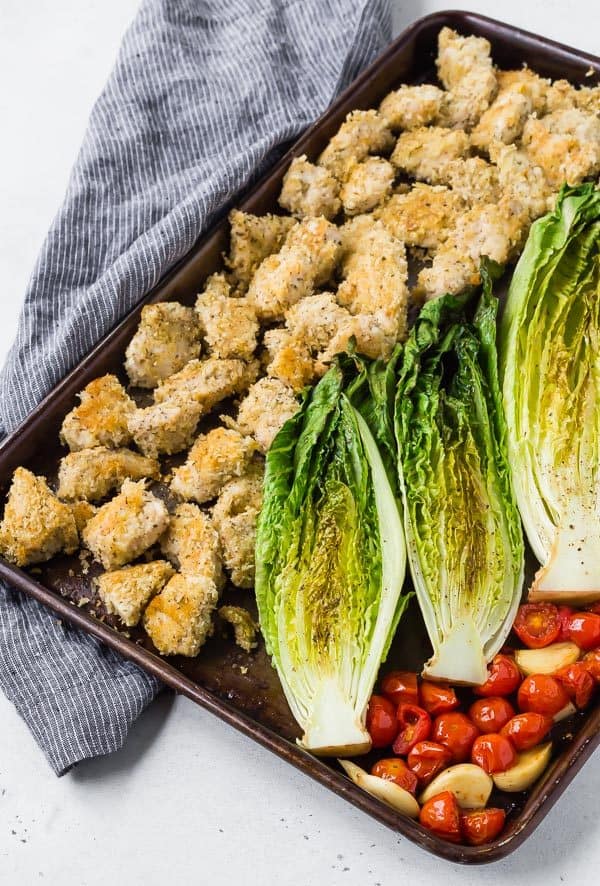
[338,759,420,818]
[492,742,552,793]
[515,642,580,676]
[418,763,493,809]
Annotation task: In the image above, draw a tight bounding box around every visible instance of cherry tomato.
[500,712,553,751]
[366,695,398,748]
[517,674,570,716]
[557,605,576,641]
[586,602,600,616]
[555,662,595,709]
[567,612,600,651]
[583,648,600,681]
[475,654,521,697]
[471,733,517,774]
[432,711,480,763]
[380,670,419,707]
[513,603,561,649]
[392,704,432,755]
[468,697,515,734]
[419,791,462,843]
[371,757,418,795]
[420,681,459,716]
[407,740,453,786]
[461,808,506,846]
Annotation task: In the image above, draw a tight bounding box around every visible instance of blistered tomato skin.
[567,612,600,651]
[392,704,432,755]
[500,712,553,751]
[419,791,462,843]
[471,733,517,774]
[555,662,595,708]
[367,695,398,748]
[432,712,480,763]
[371,757,418,795]
[420,681,459,716]
[557,605,576,641]
[461,808,506,846]
[513,603,561,648]
[583,649,600,681]
[468,697,515,733]
[475,654,521,697]
[517,674,570,716]
[381,670,419,707]
[407,740,453,786]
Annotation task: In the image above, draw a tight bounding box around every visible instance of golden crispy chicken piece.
[160,503,223,585]
[125,302,201,389]
[436,26,497,128]
[284,291,352,352]
[0,467,78,566]
[318,109,394,180]
[278,155,341,220]
[339,158,395,215]
[127,400,203,459]
[96,560,174,627]
[60,375,135,451]
[379,83,445,131]
[212,464,264,589]
[263,328,317,393]
[57,447,159,501]
[230,377,299,453]
[69,500,97,533]
[489,141,553,221]
[247,217,341,321]
[442,157,501,205]
[219,606,258,652]
[522,108,600,188]
[391,126,470,183]
[143,572,219,657]
[225,210,295,292]
[195,273,259,361]
[82,480,169,570]
[377,184,465,251]
[170,427,257,504]
[471,68,549,150]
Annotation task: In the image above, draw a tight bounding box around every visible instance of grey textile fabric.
[0,0,392,775]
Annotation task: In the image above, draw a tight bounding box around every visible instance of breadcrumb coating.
[128,400,203,459]
[96,560,174,627]
[522,108,600,188]
[278,155,341,219]
[471,68,549,149]
[219,606,258,652]
[379,83,445,131]
[125,303,201,389]
[248,217,341,321]
[195,273,259,361]
[231,378,299,453]
[285,291,352,352]
[60,375,135,451]
[340,157,395,215]
[489,141,553,221]
[153,356,258,407]
[160,503,223,586]
[212,464,264,588]
[143,572,219,657]
[391,126,470,183]
[226,210,295,292]
[376,184,465,251]
[69,500,97,533]
[82,480,169,570]
[57,447,160,501]
[442,157,501,205]
[436,27,497,128]
[263,328,317,392]
[170,427,257,504]
[0,468,78,566]
[318,109,394,180]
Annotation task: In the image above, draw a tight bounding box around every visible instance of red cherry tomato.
[419,791,462,843]
[567,612,600,651]
[471,733,517,774]
[475,654,521,697]
[432,712,480,763]
[407,740,453,786]
[380,670,419,707]
[517,674,570,716]
[461,808,506,846]
[366,695,398,748]
[557,605,576,641]
[513,603,561,649]
[371,757,418,795]
[500,712,553,751]
[420,681,459,716]
[583,649,600,681]
[468,697,515,733]
[392,704,432,755]
[555,662,595,709]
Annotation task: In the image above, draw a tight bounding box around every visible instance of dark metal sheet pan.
[1,10,599,863]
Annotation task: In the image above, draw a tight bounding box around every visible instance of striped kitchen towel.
[0,0,392,775]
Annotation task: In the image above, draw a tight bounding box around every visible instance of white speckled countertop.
[1,2,599,882]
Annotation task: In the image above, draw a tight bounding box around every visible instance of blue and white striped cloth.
[0,0,392,775]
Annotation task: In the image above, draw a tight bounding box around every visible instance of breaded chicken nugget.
[69,500,97,533]
[127,400,203,459]
[153,356,259,407]
[60,375,135,451]
[247,217,341,322]
[318,110,394,180]
[391,126,470,183]
[57,447,160,502]
[471,68,549,149]
[212,464,263,589]
[143,572,219,657]
[285,291,352,352]
[96,560,174,627]
[436,27,497,128]
[379,83,445,131]
[442,157,501,205]
[125,303,201,389]
[522,108,600,188]
[376,184,465,251]
[339,158,395,215]
[230,378,299,453]
[489,141,552,221]
[170,427,257,504]
[82,480,169,570]
[160,503,223,585]
[0,467,78,566]
[278,155,341,219]
[226,210,295,292]
[195,273,259,361]
[263,328,317,393]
